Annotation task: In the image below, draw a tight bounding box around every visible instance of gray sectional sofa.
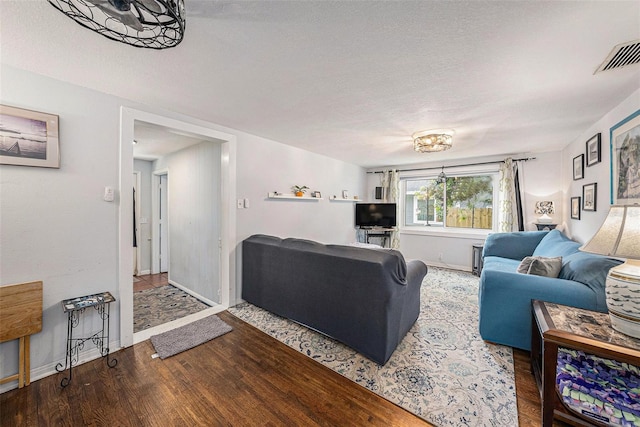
[242,234,428,365]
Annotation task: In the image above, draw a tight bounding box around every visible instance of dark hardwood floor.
[1,311,563,426]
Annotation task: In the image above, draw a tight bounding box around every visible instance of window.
[403,174,496,230]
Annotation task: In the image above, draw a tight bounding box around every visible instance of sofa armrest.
[478,269,603,350]
[483,231,548,261]
[406,259,428,287]
[479,269,601,309]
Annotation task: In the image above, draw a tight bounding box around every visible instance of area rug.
[150,314,232,359]
[134,284,210,333]
[228,267,518,427]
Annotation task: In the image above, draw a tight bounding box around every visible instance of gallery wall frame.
[571,197,581,220]
[573,154,584,180]
[610,109,640,205]
[585,133,601,167]
[0,105,60,168]
[583,183,597,212]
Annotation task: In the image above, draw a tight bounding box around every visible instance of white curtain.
[382,170,400,249]
[498,158,519,232]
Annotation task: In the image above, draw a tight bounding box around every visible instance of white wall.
[520,151,564,230]
[562,89,640,244]
[0,64,367,391]
[154,141,222,303]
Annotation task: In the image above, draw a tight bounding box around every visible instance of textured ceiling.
[1,1,639,168]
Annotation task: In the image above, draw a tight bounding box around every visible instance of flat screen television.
[355,203,397,228]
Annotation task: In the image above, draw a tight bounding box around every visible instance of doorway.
[119,107,237,348]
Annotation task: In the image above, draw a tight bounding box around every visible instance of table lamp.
[580,204,640,338]
[535,201,555,224]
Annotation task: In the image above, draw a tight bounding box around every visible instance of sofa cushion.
[559,252,623,306]
[483,231,548,261]
[517,256,563,277]
[532,230,581,258]
[483,256,521,273]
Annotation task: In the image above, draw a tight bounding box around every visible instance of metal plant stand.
[56,292,117,387]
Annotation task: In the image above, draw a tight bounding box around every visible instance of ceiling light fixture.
[48,0,185,50]
[412,129,454,153]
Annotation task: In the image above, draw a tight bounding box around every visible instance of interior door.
[159,174,168,273]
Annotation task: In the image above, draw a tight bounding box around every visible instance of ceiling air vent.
[594,40,640,74]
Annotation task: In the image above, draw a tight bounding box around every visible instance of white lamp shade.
[580,205,640,260]
[581,205,640,339]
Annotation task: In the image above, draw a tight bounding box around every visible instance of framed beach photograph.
[570,197,581,220]
[583,183,597,212]
[0,105,60,168]
[573,154,584,180]
[610,109,640,205]
[585,133,601,167]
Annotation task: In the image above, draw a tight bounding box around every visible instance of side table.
[363,228,394,248]
[535,223,557,231]
[56,291,118,387]
[531,300,640,426]
[472,244,484,276]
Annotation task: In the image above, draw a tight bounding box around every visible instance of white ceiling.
[133,122,208,161]
[1,1,639,168]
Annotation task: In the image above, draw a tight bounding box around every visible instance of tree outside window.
[404,175,494,229]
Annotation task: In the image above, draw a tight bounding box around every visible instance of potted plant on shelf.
[292,185,309,197]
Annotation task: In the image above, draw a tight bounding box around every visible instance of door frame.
[119,107,237,348]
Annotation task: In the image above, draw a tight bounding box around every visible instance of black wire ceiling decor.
[48,0,185,49]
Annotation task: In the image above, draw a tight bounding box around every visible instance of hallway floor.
[133,272,168,292]
[133,273,210,333]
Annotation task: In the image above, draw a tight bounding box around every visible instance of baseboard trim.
[0,339,121,394]
[428,261,470,272]
[169,279,218,307]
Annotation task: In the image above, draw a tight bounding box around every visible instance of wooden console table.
[0,281,43,388]
[531,300,640,426]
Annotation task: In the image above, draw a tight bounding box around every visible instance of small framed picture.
[342,190,348,199]
[0,104,60,168]
[582,183,597,212]
[585,133,601,167]
[312,191,322,198]
[570,197,581,220]
[573,154,584,180]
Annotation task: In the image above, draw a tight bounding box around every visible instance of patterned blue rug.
[229,267,518,427]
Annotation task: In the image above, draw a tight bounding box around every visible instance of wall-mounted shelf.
[267,192,322,200]
[329,196,360,202]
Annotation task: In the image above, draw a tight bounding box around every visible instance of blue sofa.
[478,229,622,350]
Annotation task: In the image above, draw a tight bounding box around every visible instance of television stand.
[361,227,395,248]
